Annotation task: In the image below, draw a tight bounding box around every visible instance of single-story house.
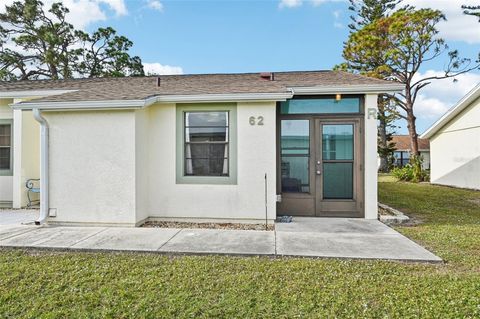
[421,83,480,190]
[391,135,430,170]
[0,71,403,226]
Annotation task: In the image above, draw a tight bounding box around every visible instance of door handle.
[316,170,321,175]
[316,160,321,175]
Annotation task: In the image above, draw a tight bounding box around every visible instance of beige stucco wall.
[0,99,13,203]
[18,110,40,206]
[146,102,277,223]
[430,97,480,190]
[0,99,40,207]
[46,111,137,225]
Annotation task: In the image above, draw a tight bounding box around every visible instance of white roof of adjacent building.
[421,82,480,139]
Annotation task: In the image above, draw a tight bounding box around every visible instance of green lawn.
[1,179,480,318]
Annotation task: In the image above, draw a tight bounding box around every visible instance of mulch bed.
[142,221,274,231]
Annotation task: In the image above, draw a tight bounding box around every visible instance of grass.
[1,178,480,318]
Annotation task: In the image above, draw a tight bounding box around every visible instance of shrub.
[392,155,429,182]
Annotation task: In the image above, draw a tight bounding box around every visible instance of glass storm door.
[315,120,363,217]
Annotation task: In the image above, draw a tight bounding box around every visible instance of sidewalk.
[0,216,442,262]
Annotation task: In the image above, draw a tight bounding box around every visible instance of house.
[421,83,480,190]
[0,71,403,226]
[391,135,430,170]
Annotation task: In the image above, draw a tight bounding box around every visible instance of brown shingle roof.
[392,135,430,151]
[0,70,397,103]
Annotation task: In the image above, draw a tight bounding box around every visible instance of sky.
[2,0,480,134]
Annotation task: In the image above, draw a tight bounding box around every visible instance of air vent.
[260,72,274,81]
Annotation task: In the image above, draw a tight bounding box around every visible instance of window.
[176,104,237,184]
[0,121,12,175]
[280,97,361,114]
[184,111,229,176]
[280,120,310,193]
[322,124,354,199]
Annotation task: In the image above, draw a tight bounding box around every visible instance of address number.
[249,116,264,126]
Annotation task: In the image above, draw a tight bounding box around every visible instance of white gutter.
[11,92,294,110]
[32,109,49,225]
[150,92,293,104]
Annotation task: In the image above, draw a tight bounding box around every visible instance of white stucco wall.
[46,111,137,225]
[146,102,277,223]
[430,97,480,190]
[44,102,276,226]
[42,96,378,225]
[135,108,150,223]
[364,94,379,219]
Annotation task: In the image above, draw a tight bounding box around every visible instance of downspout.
[32,108,49,225]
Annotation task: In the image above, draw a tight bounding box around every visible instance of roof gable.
[421,83,480,139]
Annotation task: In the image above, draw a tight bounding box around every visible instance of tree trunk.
[406,108,419,156]
[405,90,419,156]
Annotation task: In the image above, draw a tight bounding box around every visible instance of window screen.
[184,111,229,176]
[0,123,12,170]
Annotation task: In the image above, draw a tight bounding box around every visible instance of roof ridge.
[0,70,341,85]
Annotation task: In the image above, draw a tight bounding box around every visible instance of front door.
[278,117,363,217]
[314,119,363,217]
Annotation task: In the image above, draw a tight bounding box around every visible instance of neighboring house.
[0,96,40,208]
[0,71,402,226]
[421,83,480,190]
[391,135,430,170]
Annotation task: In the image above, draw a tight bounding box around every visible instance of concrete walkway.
[0,211,441,262]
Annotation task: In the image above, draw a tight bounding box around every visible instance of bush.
[392,155,429,182]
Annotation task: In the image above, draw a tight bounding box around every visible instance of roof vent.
[156,77,161,87]
[260,72,274,81]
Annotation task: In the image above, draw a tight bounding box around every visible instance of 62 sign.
[249,116,264,126]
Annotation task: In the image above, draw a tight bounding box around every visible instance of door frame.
[276,95,365,218]
[314,118,364,218]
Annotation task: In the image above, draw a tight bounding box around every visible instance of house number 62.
[249,116,264,126]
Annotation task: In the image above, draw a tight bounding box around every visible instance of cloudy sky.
[2,0,480,134]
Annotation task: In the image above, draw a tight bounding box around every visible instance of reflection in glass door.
[280,120,310,193]
[322,124,354,199]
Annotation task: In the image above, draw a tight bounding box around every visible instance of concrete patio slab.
[71,227,181,251]
[0,225,37,241]
[0,226,106,248]
[275,217,398,235]
[0,215,442,262]
[276,231,441,262]
[159,229,275,255]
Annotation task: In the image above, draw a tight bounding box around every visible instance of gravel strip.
[142,221,274,231]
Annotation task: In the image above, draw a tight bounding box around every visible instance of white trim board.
[11,93,294,110]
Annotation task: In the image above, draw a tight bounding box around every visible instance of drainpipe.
[32,108,49,225]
